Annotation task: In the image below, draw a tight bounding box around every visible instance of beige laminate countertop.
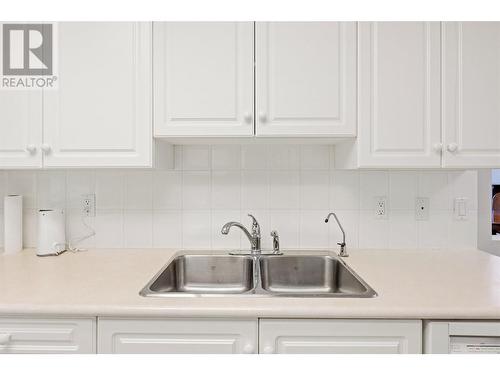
[1,248,500,319]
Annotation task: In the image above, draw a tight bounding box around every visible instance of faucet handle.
[271,230,280,254]
[247,214,261,236]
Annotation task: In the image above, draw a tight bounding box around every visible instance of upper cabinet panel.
[357,22,442,168]
[0,23,43,168]
[154,22,254,137]
[43,22,152,168]
[443,22,500,168]
[255,22,356,137]
[0,91,42,168]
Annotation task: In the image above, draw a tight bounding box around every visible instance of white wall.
[0,145,478,251]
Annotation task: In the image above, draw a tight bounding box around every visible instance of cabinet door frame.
[357,22,442,168]
[42,22,152,168]
[97,318,258,354]
[154,22,255,137]
[255,22,357,137]
[0,91,43,169]
[259,319,422,354]
[0,317,96,354]
[442,21,500,168]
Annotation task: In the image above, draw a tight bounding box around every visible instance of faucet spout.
[221,214,261,253]
[221,222,253,240]
[325,212,348,257]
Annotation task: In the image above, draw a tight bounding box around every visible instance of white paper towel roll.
[4,195,23,254]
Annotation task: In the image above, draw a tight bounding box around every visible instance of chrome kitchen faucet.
[325,212,348,257]
[221,214,262,255]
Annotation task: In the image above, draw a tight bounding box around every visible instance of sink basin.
[141,252,376,298]
[140,255,255,296]
[259,255,376,297]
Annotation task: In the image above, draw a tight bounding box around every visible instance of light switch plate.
[454,198,468,220]
[415,197,429,221]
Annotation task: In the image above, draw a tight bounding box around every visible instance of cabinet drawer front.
[98,318,258,354]
[0,317,96,354]
[259,319,422,354]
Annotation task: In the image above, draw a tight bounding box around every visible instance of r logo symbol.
[2,24,53,75]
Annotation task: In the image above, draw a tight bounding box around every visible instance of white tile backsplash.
[37,171,66,209]
[360,171,389,210]
[182,145,210,170]
[211,145,241,170]
[123,210,152,248]
[153,171,182,210]
[0,145,479,251]
[241,145,268,170]
[152,210,182,249]
[389,171,417,210]
[95,171,124,210]
[66,171,95,209]
[211,171,241,210]
[300,145,331,170]
[269,171,300,209]
[300,171,329,209]
[418,171,450,210]
[182,171,210,209]
[241,170,268,209]
[94,210,124,248]
[268,145,300,170]
[123,171,152,209]
[7,171,37,209]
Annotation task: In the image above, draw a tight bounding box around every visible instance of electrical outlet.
[415,197,429,221]
[82,193,96,217]
[375,196,387,219]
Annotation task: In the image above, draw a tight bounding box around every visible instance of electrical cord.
[67,215,95,252]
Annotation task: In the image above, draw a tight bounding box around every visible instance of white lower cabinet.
[97,318,258,354]
[259,319,422,354]
[0,317,96,354]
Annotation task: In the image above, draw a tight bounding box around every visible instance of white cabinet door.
[43,22,152,168]
[0,317,96,354]
[0,91,42,168]
[260,319,422,354]
[357,22,441,168]
[443,22,500,168]
[154,22,254,137]
[255,22,356,137]
[98,318,258,354]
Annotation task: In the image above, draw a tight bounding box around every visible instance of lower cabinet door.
[98,318,258,354]
[259,319,422,354]
[0,317,96,354]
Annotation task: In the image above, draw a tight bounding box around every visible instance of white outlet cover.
[415,197,429,221]
[374,196,387,219]
[81,193,96,217]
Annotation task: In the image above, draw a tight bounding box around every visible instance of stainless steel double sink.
[140,252,377,298]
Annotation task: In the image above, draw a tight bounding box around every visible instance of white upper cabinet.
[255,22,357,137]
[43,22,152,168]
[154,22,254,137]
[0,91,42,168]
[442,22,500,168]
[356,22,442,168]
